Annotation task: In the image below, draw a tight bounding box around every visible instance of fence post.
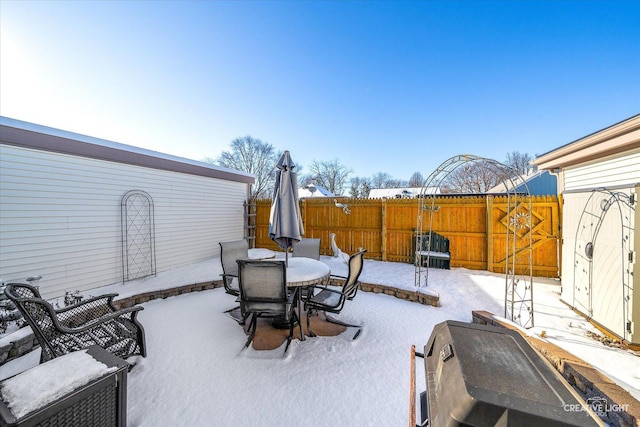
[302,197,307,237]
[486,195,494,272]
[381,197,387,261]
[557,194,563,277]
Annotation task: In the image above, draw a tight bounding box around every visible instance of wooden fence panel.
[384,199,418,262]
[489,195,560,277]
[426,196,488,269]
[303,198,383,259]
[254,195,560,277]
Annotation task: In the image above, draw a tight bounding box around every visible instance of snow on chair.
[4,283,146,363]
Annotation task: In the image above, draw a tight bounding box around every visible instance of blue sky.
[1,0,638,181]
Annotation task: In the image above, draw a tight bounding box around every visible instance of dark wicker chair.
[304,248,367,339]
[292,238,321,260]
[0,345,129,426]
[237,259,300,352]
[4,283,146,363]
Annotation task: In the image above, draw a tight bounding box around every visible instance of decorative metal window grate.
[121,190,156,282]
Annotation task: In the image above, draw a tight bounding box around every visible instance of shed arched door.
[573,189,633,340]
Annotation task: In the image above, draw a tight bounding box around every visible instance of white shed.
[534,114,640,346]
[0,117,254,299]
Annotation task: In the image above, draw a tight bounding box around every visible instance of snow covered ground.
[1,255,638,426]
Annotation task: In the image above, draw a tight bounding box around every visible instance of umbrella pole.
[285,245,289,267]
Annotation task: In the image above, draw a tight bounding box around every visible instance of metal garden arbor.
[415,155,535,328]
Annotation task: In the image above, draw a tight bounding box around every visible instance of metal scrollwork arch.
[415,154,535,328]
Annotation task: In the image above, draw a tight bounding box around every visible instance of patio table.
[281,257,330,288]
[248,248,275,260]
[270,257,330,340]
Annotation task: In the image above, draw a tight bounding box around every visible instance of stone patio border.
[0,280,439,365]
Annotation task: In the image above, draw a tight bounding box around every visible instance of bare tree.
[408,171,424,187]
[209,136,280,199]
[349,176,371,198]
[441,160,506,193]
[298,174,312,187]
[306,159,353,196]
[370,172,407,189]
[388,178,406,188]
[505,151,533,176]
[371,172,393,188]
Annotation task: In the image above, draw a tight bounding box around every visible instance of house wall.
[560,192,584,307]
[564,149,640,191]
[634,188,640,345]
[516,171,557,196]
[559,149,638,343]
[0,143,249,299]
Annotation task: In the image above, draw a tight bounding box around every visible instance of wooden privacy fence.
[254,195,561,278]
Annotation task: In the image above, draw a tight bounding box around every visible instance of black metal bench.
[414,232,451,269]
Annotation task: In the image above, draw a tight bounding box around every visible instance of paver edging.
[0,280,222,365]
[0,279,439,365]
[359,282,439,307]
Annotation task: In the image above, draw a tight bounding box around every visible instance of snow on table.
[282,257,330,286]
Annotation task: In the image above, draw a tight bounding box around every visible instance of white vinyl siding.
[561,148,638,339]
[1,144,248,298]
[564,149,640,192]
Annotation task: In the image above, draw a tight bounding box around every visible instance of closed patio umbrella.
[269,150,304,267]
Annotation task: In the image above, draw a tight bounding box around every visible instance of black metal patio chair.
[219,239,249,297]
[292,238,321,260]
[237,259,300,352]
[219,239,250,323]
[304,248,367,339]
[4,283,147,363]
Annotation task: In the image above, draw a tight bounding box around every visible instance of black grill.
[422,320,601,426]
